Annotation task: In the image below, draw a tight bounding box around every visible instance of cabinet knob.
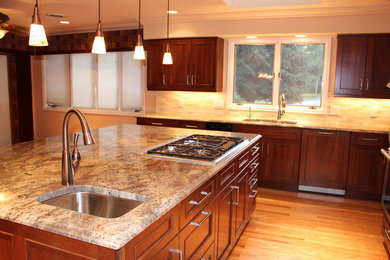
[387,82,390,89]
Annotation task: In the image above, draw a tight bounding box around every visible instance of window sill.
[43,106,144,117]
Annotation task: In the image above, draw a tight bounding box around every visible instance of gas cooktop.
[146,134,245,163]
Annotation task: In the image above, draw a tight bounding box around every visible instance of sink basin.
[38,186,146,218]
[244,118,298,125]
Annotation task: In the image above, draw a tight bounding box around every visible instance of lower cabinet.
[346,132,388,200]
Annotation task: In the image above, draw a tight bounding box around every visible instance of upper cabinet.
[146,37,224,92]
[335,34,390,98]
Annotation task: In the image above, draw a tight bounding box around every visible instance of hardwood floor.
[230,188,387,260]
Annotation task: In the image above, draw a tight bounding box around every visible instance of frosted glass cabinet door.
[0,55,12,146]
[121,52,143,111]
[44,54,70,107]
[97,53,120,109]
[71,54,96,108]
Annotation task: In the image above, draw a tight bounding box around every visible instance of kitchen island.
[0,124,261,259]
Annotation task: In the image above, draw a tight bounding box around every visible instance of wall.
[0,55,11,146]
[143,13,390,131]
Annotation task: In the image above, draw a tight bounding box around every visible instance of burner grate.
[147,134,244,161]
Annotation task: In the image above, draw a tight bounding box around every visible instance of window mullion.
[69,54,73,108]
[272,42,282,108]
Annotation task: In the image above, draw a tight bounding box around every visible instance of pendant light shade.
[162,43,173,65]
[0,27,8,39]
[29,0,48,47]
[163,0,172,65]
[133,0,145,60]
[92,0,106,54]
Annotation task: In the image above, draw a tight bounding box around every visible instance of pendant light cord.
[98,0,101,23]
[138,0,141,29]
[167,0,170,41]
[35,0,38,8]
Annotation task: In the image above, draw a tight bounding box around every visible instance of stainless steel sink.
[244,118,298,125]
[38,186,146,218]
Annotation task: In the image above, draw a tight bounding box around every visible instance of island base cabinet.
[0,230,13,260]
[216,185,234,260]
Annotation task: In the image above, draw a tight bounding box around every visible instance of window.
[43,51,144,114]
[227,37,331,112]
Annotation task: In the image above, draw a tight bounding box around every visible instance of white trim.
[226,37,331,114]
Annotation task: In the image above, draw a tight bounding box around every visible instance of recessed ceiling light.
[167,10,178,14]
[295,35,307,38]
[246,36,257,39]
[60,20,70,24]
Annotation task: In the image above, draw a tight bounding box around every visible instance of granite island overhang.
[0,124,261,250]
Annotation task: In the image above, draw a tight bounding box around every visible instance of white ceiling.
[1,0,390,35]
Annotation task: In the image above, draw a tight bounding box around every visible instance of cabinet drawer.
[136,117,180,127]
[351,132,388,146]
[249,154,260,175]
[217,163,236,191]
[182,120,206,129]
[180,177,216,229]
[237,150,250,171]
[130,206,179,259]
[180,199,216,260]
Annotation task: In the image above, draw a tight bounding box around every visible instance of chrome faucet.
[62,108,95,186]
[277,94,286,120]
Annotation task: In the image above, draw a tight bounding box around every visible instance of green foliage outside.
[233,43,325,106]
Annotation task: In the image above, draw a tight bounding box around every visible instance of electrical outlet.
[329,105,340,115]
[370,106,378,118]
[178,98,184,107]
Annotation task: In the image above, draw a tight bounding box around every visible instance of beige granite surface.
[0,124,260,250]
[138,113,390,134]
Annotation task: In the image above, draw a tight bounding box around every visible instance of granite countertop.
[137,113,390,134]
[0,124,260,250]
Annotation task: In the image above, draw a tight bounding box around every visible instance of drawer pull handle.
[251,145,260,155]
[250,178,258,187]
[361,138,379,142]
[318,131,334,135]
[230,185,240,205]
[151,122,163,126]
[190,211,211,227]
[385,227,390,241]
[250,162,259,171]
[249,189,258,198]
[189,191,211,205]
[169,248,183,260]
[185,125,198,128]
[239,158,249,168]
[186,75,190,85]
[201,259,210,260]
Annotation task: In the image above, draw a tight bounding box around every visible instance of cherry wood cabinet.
[146,37,223,92]
[346,132,388,200]
[335,34,390,98]
[233,124,301,191]
[299,129,351,191]
[137,117,206,130]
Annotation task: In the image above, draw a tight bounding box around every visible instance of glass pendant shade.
[162,43,173,65]
[133,34,145,60]
[92,22,106,54]
[0,29,8,39]
[29,2,48,47]
[29,23,48,46]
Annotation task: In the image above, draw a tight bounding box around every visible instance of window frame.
[226,37,331,114]
[41,51,147,116]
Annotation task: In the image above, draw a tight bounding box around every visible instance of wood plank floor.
[230,188,388,260]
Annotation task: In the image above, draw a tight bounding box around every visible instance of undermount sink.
[244,118,298,125]
[38,186,147,218]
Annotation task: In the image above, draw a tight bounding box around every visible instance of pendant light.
[29,0,48,47]
[133,0,145,60]
[92,0,106,54]
[0,25,8,39]
[162,0,173,65]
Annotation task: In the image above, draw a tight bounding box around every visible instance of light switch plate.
[178,98,184,107]
[370,106,378,118]
[329,105,340,115]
